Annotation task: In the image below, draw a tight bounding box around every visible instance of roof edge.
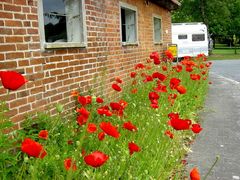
[150,0,181,11]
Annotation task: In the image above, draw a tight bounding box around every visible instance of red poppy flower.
[87,123,97,133]
[165,130,174,139]
[76,107,90,117]
[78,96,87,106]
[128,142,141,155]
[199,64,205,69]
[143,75,153,83]
[0,71,28,91]
[186,66,194,72]
[100,122,120,138]
[154,84,167,93]
[150,51,160,65]
[97,106,112,116]
[206,62,212,67]
[110,102,122,111]
[170,78,181,90]
[78,96,91,106]
[201,71,206,75]
[190,167,200,180]
[152,72,166,81]
[96,97,104,103]
[98,132,105,141]
[130,72,137,78]
[84,151,109,168]
[191,124,203,134]
[149,92,159,101]
[150,103,159,109]
[168,113,191,130]
[115,77,123,83]
[162,65,167,71]
[173,65,182,72]
[123,121,137,131]
[38,130,48,140]
[190,74,201,80]
[176,85,187,94]
[135,63,145,69]
[112,83,121,92]
[21,138,47,159]
[119,99,128,109]
[165,50,174,60]
[77,115,88,126]
[64,158,77,171]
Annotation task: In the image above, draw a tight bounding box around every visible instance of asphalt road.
[187,59,240,179]
[211,60,240,83]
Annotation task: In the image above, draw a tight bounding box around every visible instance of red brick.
[6,52,24,59]
[6,36,24,43]
[14,13,26,20]
[0,61,17,69]
[5,20,22,27]
[0,28,12,35]
[4,4,21,12]
[0,44,16,52]
[14,0,27,5]
[0,12,13,19]
[16,44,28,50]
[13,28,27,35]
[9,98,27,108]
[18,60,30,66]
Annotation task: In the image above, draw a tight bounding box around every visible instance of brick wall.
[0,0,172,129]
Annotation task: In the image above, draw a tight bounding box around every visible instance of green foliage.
[172,0,240,42]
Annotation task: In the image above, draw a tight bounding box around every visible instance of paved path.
[187,60,240,180]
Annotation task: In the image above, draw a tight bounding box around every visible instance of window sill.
[122,42,139,46]
[154,42,163,45]
[44,42,87,49]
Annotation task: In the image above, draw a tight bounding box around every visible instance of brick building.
[0,0,180,129]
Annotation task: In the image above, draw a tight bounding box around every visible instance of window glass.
[121,7,137,43]
[178,34,187,40]
[153,17,161,42]
[192,34,205,41]
[43,0,82,43]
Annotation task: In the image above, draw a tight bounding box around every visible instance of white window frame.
[153,15,163,44]
[38,0,87,50]
[119,2,138,46]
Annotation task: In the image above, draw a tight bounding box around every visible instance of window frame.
[119,2,138,46]
[152,15,163,44]
[38,0,87,50]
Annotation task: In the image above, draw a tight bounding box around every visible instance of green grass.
[208,46,240,60]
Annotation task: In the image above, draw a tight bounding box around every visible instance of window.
[38,0,86,49]
[192,34,205,41]
[120,2,138,45]
[153,16,162,43]
[178,34,187,40]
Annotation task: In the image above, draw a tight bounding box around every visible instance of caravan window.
[192,34,205,41]
[178,34,187,40]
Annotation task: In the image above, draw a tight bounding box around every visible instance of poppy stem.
[203,155,220,180]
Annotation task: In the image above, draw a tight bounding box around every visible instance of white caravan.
[171,22,209,58]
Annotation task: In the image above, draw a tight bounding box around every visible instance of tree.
[172,0,240,47]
